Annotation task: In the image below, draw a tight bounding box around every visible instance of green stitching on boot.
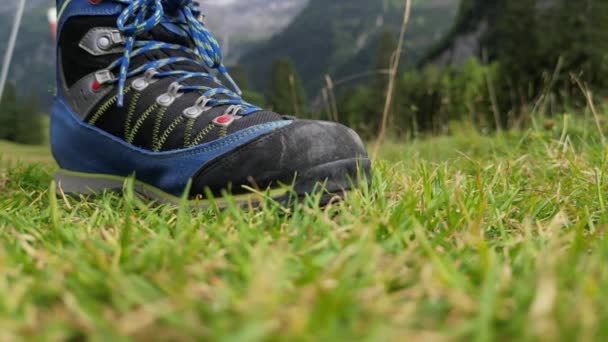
[152,106,168,148]
[154,116,184,151]
[191,123,214,146]
[88,86,132,125]
[184,118,196,147]
[127,103,158,144]
[124,91,142,139]
[219,126,228,138]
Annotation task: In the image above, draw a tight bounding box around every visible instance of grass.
[1,115,608,340]
[0,140,53,165]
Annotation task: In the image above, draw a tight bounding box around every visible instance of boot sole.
[54,158,371,208]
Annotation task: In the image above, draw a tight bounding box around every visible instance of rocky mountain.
[424,0,497,66]
[203,0,308,63]
[242,0,459,94]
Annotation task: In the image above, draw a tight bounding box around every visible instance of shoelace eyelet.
[132,78,148,91]
[183,96,212,119]
[132,69,159,91]
[225,105,243,117]
[92,70,114,91]
[156,82,183,107]
[97,36,112,50]
[183,107,203,119]
[212,106,242,127]
[213,115,235,127]
[95,30,125,52]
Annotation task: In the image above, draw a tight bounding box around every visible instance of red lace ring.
[91,80,101,91]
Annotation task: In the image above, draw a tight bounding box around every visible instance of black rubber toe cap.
[190,120,370,197]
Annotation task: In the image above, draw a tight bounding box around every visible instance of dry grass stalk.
[373,0,412,158]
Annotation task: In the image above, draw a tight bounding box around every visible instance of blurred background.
[0,0,607,146]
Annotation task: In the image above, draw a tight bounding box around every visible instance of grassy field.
[1,116,608,340]
[0,141,53,165]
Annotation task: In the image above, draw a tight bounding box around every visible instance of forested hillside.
[326,0,608,138]
[427,0,608,77]
[424,0,608,106]
[243,0,458,94]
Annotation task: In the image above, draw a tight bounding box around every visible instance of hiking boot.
[52,0,370,206]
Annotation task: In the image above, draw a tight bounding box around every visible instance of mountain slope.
[424,0,499,66]
[242,0,458,95]
[202,0,308,63]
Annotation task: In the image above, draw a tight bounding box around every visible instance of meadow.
[1,115,608,340]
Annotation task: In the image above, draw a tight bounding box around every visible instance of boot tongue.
[133,12,201,72]
[132,18,229,92]
[138,6,192,48]
[140,23,191,47]
[161,0,183,12]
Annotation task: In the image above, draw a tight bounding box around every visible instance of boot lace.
[102,0,258,116]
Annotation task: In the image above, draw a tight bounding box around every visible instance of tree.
[0,84,44,145]
[369,30,398,133]
[267,58,307,116]
[372,30,398,88]
[543,0,608,92]
[0,83,18,142]
[229,64,250,91]
[230,64,266,107]
[490,0,539,88]
[15,91,43,145]
[338,86,375,138]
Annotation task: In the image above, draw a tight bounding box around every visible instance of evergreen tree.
[490,0,539,88]
[338,86,375,138]
[587,0,608,91]
[230,64,266,107]
[267,58,307,116]
[544,0,608,91]
[230,64,250,91]
[373,31,398,75]
[369,30,397,132]
[0,83,18,142]
[15,91,43,145]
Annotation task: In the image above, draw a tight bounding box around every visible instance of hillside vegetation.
[319,0,608,140]
[242,0,458,94]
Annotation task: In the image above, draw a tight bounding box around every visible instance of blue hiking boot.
[52,0,370,206]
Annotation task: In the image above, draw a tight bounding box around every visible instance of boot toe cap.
[190,120,370,197]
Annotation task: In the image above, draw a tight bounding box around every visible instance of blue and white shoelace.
[104,0,259,115]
